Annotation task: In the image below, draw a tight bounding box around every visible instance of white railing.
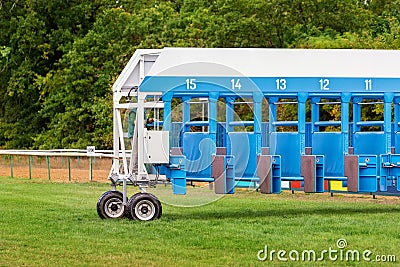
[0,150,118,182]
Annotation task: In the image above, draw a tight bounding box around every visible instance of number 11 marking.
[365,79,372,91]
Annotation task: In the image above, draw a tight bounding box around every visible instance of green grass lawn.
[0,177,399,266]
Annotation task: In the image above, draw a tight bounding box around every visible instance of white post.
[116,109,128,174]
[112,104,120,176]
[137,92,147,179]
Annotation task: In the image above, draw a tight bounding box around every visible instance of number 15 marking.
[186,78,196,90]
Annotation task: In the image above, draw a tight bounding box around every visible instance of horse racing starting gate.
[96,48,400,221]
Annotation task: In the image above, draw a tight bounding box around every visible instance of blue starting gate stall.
[96,48,400,221]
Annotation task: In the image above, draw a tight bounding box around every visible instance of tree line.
[1,0,400,149]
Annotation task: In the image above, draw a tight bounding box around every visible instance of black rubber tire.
[126,193,162,221]
[97,191,127,219]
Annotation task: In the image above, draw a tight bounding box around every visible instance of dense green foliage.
[0,177,399,266]
[1,0,400,148]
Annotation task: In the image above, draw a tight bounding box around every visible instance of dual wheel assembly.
[97,191,162,221]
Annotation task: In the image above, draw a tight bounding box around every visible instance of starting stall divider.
[96,48,400,220]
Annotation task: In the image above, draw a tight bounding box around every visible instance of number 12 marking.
[319,79,330,90]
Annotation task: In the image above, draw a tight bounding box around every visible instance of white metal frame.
[111,49,166,200]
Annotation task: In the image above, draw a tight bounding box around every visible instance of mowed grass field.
[1,177,400,266]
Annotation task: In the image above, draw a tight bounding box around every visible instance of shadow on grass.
[165,206,400,221]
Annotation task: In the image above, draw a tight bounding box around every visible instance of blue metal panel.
[353,132,386,155]
[349,123,353,147]
[172,122,227,148]
[341,94,351,155]
[253,92,263,157]
[182,132,214,178]
[384,93,394,154]
[182,97,191,133]
[395,98,400,152]
[171,122,183,147]
[305,123,312,147]
[226,156,235,194]
[312,132,344,176]
[169,155,187,195]
[315,156,325,193]
[358,155,378,192]
[261,123,269,147]
[298,93,308,154]
[270,132,301,177]
[163,92,172,132]
[392,123,395,147]
[379,154,400,193]
[217,122,226,147]
[209,92,219,149]
[229,133,257,178]
[272,155,282,193]
[396,134,400,154]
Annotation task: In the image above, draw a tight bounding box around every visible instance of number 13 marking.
[276,79,286,90]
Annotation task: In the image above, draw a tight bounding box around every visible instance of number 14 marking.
[231,79,242,90]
